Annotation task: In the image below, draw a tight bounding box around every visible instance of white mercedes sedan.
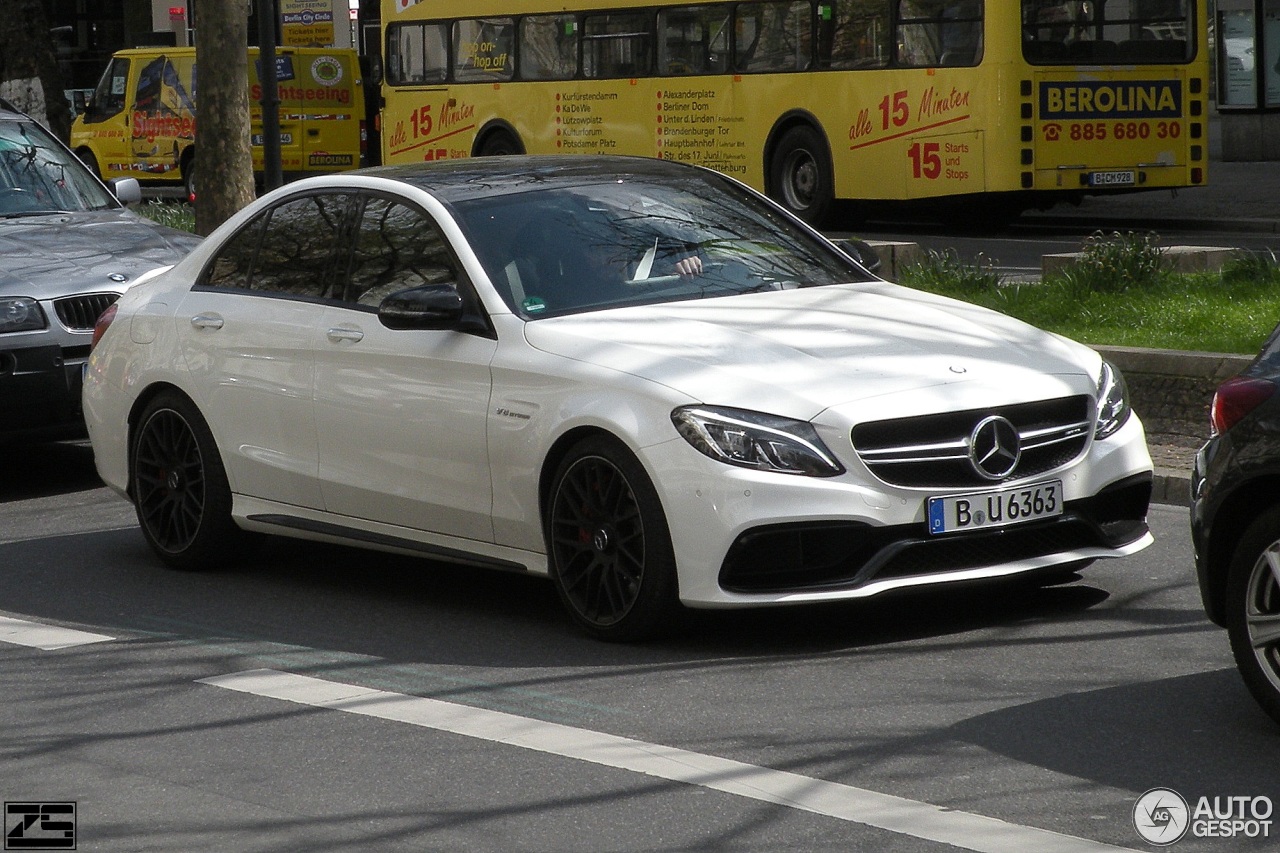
[83,156,1153,641]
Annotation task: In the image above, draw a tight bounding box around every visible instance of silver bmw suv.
[0,99,200,443]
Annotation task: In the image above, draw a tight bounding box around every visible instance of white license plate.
[1088,170,1135,187]
[927,480,1062,535]
[251,133,294,145]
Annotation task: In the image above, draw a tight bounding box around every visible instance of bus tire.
[77,149,102,180]
[770,125,834,226]
[476,130,524,157]
[181,149,196,201]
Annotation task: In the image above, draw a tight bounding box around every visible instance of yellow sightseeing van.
[71,46,367,198]
[377,0,1208,226]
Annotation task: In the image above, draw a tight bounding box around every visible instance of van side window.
[85,57,130,123]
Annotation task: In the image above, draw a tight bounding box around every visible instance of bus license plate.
[1088,170,1135,187]
[927,480,1062,535]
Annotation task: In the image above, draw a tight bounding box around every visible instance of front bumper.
[0,342,91,442]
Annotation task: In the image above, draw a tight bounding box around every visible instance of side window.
[583,13,653,78]
[659,6,731,75]
[454,18,515,82]
[898,0,983,67]
[343,196,460,308]
[387,22,448,85]
[735,2,813,72]
[520,15,579,80]
[816,0,891,69]
[250,194,352,297]
[85,57,130,123]
[201,214,267,290]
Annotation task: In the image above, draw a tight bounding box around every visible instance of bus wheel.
[78,149,102,180]
[770,126,834,226]
[181,151,196,201]
[476,131,523,157]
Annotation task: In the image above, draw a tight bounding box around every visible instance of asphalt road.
[2,443,1276,852]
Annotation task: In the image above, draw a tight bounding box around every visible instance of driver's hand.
[674,255,703,277]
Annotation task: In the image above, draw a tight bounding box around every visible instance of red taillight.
[1210,376,1277,435]
[91,303,118,350]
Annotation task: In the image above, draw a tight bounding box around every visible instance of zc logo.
[1133,788,1190,845]
[4,802,76,850]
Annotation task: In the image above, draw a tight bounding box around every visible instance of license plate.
[1088,170,1135,187]
[927,480,1062,535]
[251,133,294,146]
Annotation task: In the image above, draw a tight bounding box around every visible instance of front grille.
[719,474,1151,594]
[54,293,119,332]
[852,395,1092,488]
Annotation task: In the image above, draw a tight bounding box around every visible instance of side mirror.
[833,237,882,275]
[107,177,142,206]
[378,283,465,330]
[73,90,88,114]
[362,54,384,88]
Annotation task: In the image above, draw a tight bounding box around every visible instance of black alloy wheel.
[1226,506,1280,726]
[131,393,250,570]
[547,436,680,642]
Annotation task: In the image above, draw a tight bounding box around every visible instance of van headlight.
[0,297,46,333]
[672,406,844,476]
[1094,359,1132,440]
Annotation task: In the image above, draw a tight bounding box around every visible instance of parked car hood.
[524,282,1101,420]
[0,210,201,298]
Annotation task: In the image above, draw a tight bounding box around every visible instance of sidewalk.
[1022,114,1280,505]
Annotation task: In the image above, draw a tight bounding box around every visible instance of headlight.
[672,406,844,477]
[0,297,46,333]
[1094,359,1132,440]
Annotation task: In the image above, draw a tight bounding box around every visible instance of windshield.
[453,172,872,319]
[0,119,118,216]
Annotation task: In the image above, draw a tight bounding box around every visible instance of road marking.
[201,669,1140,853]
[0,615,114,650]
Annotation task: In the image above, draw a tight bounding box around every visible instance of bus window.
[1022,0,1191,64]
[453,18,515,82]
[897,0,983,67]
[519,15,579,80]
[387,22,448,85]
[735,2,813,72]
[583,12,653,78]
[658,6,731,75]
[816,0,891,70]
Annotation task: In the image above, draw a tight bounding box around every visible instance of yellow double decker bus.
[377,0,1207,225]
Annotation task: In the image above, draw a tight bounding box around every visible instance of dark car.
[1191,327,1280,725]
[0,99,201,444]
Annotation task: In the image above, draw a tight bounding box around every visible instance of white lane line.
[201,669,1139,853]
[0,615,115,650]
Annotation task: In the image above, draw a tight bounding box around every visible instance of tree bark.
[194,0,256,236]
[0,0,71,141]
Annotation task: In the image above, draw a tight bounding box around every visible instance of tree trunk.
[0,0,71,141]
[194,0,256,236]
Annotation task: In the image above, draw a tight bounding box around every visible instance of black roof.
[354,155,717,204]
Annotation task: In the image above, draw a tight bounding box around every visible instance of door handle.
[326,326,364,344]
[190,313,224,330]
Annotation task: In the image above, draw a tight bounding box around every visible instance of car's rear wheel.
[546,436,681,642]
[131,393,250,570]
[1226,506,1280,725]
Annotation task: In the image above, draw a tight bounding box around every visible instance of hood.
[0,210,201,299]
[524,282,1102,420]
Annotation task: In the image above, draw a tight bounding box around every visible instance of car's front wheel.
[546,436,681,642]
[1226,506,1280,725]
[131,392,252,570]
